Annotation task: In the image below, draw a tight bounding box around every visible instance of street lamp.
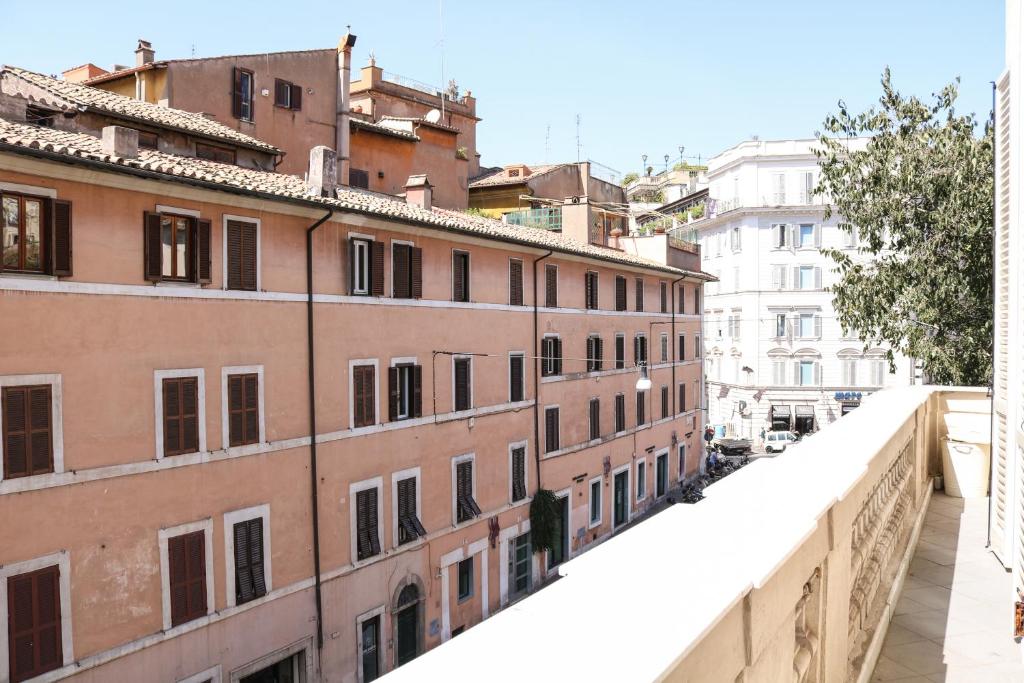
[642,154,648,177]
[635,362,652,391]
[678,145,685,165]
[664,154,670,173]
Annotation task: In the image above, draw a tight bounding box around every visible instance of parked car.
[764,430,799,454]
[712,436,752,455]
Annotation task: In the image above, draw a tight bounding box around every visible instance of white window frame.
[348,358,380,429]
[391,466,423,549]
[635,457,647,501]
[0,373,65,483]
[451,355,473,411]
[221,214,261,292]
[654,448,669,498]
[348,231,376,297]
[355,605,386,683]
[179,665,223,683]
[349,476,384,565]
[0,551,74,682]
[507,440,529,505]
[772,223,788,249]
[677,444,687,483]
[390,238,415,298]
[541,333,560,377]
[798,223,817,249]
[775,313,789,339]
[842,358,859,387]
[509,258,524,305]
[508,351,526,402]
[451,452,477,527]
[611,463,632,530]
[799,313,816,339]
[588,475,603,528]
[451,248,471,302]
[228,639,312,682]
[154,368,207,460]
[159,517,215,631]
[389,356,418,421]
[223,503,272,608]
[220,365,265,452]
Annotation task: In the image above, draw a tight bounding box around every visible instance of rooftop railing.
[504,207,562,232]
[381,71,468,104]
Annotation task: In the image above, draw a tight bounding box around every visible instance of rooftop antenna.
[191,43,196,58]
[544,124,551,163]
[575,114,582,163]
[439,0,446,121]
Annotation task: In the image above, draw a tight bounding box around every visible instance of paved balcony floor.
[872,493,1024,682]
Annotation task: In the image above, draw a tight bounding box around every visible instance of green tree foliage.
[816,69,994,385]
[529,489,559,555]
[622,172,639,187]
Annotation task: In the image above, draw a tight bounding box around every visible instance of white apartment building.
[692,138,914,438]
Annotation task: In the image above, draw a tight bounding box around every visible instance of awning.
[770,405,791,419]
[795,405,815,416]
[752,390,764,402]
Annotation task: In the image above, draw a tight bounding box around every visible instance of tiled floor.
[872,493,1024,682]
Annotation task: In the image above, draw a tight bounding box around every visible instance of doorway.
[794,406,816,435]
[613,469,629,528]
[656,452,668,498]
[548,496,569,569]
[393,584,420,668]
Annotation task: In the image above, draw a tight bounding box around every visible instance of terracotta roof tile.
[469,163,566,188]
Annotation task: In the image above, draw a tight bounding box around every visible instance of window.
[614,334,625,370]
[350,169,370,189]
[509,259,524,306]
[2,384,53,479]
[694,286,701,314]
[678,334,686,361]
[452,250,470,302]
[615,276,627,311]
[509,353,525,402]
[661,385,669,419]
[798,265,818,289]
[870,359,886,386]
[843,226,859,248]
[589,398,600,440]
[776,313,788,338]
[225,219,257,291]
[454,459,481,523]
[392,243,423,299]
[842,359,858,386]
[232,67,254,121]
[800,171,814,204]
[678,382,686,413]
[143,211,211,284]
[396,476,427,545]
[231,518,267,605]
[678,285,685,314]
[137,130,159,150]
[799,313,820,339]
[660,282,667,313]
[773,173,786,204]
[388,362,422,421]
[352,364,376,427]
[227,373,259,446]
[635,278,644,311]
[586,335,603,372]
[162,376,200,456]
[633,334,648,366]
[168,530,208,626]
[2,193,72,276]
[730,225,742,251]
[195,143,236,165]
[355,486,382,561]
[457,558,473,601]
[544,406,560,453]
[797,360,818,386]
[772,360,787,386]
[548,495,568,568]
[636,391,645,425]
[349,237,384,296]
[273,78,302,110]
[636,460,646,500]
[656,452,668,497]
[799,224,817,248]
[509,532,532,599]
[772,265,789,290]
[773,223,790,249]
[25,104,56,127]
[453,358,472,411]
[614,394,625,432]
[660,333,668,362]
[360,615,381,682]
[678,444,686,480]
[510,445,527,502]
[6,564,63,681]
[584,271,599,309]
[545,264,557,307]
[589,477,602,526]
[541,337,562,377]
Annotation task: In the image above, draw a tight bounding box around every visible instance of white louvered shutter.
[792,266,802,290]
[814,362,821,386]
[814,267,822,289]
[814,315,822,338]
[814,224,822,248]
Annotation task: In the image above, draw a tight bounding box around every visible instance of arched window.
[397,584,419,609]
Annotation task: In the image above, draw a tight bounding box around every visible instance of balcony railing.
[381,387,991,683]
[381,70,467,104]
[504,207,562,232]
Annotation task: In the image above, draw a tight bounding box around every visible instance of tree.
[816,68,993,385]
[622,172,639,187]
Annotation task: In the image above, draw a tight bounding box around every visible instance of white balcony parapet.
[381,386,989,683]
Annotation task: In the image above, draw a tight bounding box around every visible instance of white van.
[764,430,799,454]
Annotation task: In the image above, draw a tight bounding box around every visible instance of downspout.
[532,251,553,490]
[987,79,997,548]
[670,275,685,414]
[306,208,334,651]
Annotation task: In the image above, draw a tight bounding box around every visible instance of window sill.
[154,281,201,289]
[457,594,473,604]
[0,272,56,281]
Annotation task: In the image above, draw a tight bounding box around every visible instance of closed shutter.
[411,246,423,298]
[452,252,467,302]
[227,373,259,446]
[586,337,595,371]
[393,244,410,298]
[2,385,52,478]
[993,75,1012,567]
[678,285,685,313]
[545,264,557,307]
[660,282,667,313]
[788,224,798,251]
[545,407,559,452]
[615,394,625,432]
[274,79,289,107]
[388,367,400,422]
[595,337,603,371]
[231,67,244,119]
[814,224,822,248]
[456,461,481,520]
[51,199,72,277]
[353,365,375,427]
[144,211,162,281]
[679,383,686,413]
[233,518,266,604]
[370,241,385,296]
[584,272,592,309]
[615,336,625,369]
[510,355,523,402]
[634,336,640,366]
[792,266,802,290]
[356,488,381,560]
[511,447,526,501]
[553,338,563,375]
[169,530,207,626]
[412,365,422,417]
[590,399,600,440]
[226,220,257,291]
[636,391,645,425]
[454,359,470,411]
[196,219,211,284]
[163,377,198,456]
[509,259,523,306]
[661,386,669,419]
[8,565,62,682]
[814,315,822,338]
[289,83,302,110]
[635,278,644,312]
[615,276,626,311]
[814,267,822,289]
[678,335,685,361]
[793,361,802,386]
[397,477,427,542]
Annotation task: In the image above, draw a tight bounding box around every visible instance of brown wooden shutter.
[545,264,557,307]
[634,336,640,366]
[512,447,526,501]
[50,199,72,277]
[169,530,206,626]
[274,79,288,106]
[510,355,523,402]
[228,375,244,446]
[661,385,669,419]
[584,272,593,309]
[397,478,411,542]
[454,359,470,411]
[388,366,400,422]
[226,220,257,291]
[144,211,162,281]
[196,218,212,284]
[353,365,375,427]
[290,84,302,110]
[393,244,410,298]
[509,259,523,305]
[595,337,603,371]
[660,282,667,313]
[2,385,52,479]
[590,398,600,440]
[412,365,423,417]
[635,278,644,311]
[545,407,559,452]
[637,391,645,425]
[586,337,594,371]
[452,253,466,302]
[357,488,381,559]
[679,383,686,413]
[234,519,265,604]
[370,240,386,296]
[232,67,244,119]
[8,566,62,682]
[615,336,625,369]
[182,378,199,453]
[615,276,627,311]
[163,377,199,455]
[410,246,423,298]
[554,338,563,375]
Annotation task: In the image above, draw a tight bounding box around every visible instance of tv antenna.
[575,114,582,162]
[438,0,446,120]
[544,124,551,163]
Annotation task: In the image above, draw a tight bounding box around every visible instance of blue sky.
[7,1,1004,176]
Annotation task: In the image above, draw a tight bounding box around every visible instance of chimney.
[135,39,155,67]
[308,146,338,197]
[335,29,358,186]
[101,125,139,159]
[405,175,432,209]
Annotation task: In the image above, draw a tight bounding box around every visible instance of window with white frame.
[775,313,788,338]
[842,358,858,386]
[636,459,646,500]
[870,358,886,386]
[796,360,819,386]
[154,368,206,459]
[589,476,602,527]
[159,518,214,631]
[796,265,821,290]
[772,224,790,249]
[798,313,818,338]
[224,504,271,607]
[772,173,786,204]
[351,237,371,295]
[1,551,72,682]
[730,225,741,251]
[350,478,382,562]
[0,373,64,482]
[800,171,814,204]
[842,225,859,248]
[772,359,787,386]
[771,264,789,290]
[798,224,817,248]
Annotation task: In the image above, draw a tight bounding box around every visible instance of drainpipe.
[306,208,334,651]
[670,275,685,415]
[987,79,997,548]
[532,251,553,490]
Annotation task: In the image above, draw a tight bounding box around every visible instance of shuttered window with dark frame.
[231,67,254,121]
[511,446,527,502]
[388,364,422,422]
[168,530,207,626]
[615,335,625,370]
[679,285,686,314]
[455,460,481,523]
[661,385,669,419]
[143,212,211,284]
[545,407,559,453]
[636,391,646,425]
[349,169,370,189]
[541,337,562,377]
[453,358,472,412]
[634,334,648,366]
[679,382,686,414]
[589,398,600,441]
[7,565,62,682]
[225,220,257,291]
[509,259,524,306]
[232,518,267,605]
[2,385,52,479]
[452,250,470,302]
[615,276,627,311]
[273,78,302,110]
[678,334,686,362]
[195,143,236,165]
[392,243,423,299]
[227,373,259,447]
[349,238,385,296]
[509,354,525,402]
[660,282,667,313]
[584,271,599,309]
[635,277,644,312]
[0,193,72,277]
[615,394,626,433]
[352,364,376,428]
[586,336,603,372]
[544,264,558,308]
[163,377,199,456]
[397,477,427,545]
[356,487,381,560]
